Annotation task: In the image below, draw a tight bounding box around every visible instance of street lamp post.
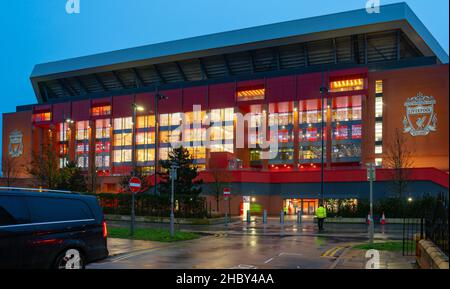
[367,163,376,243]
[131,103,144,236]
[153,86,168,195]
[319,72,328,205]
[169,164,179,238]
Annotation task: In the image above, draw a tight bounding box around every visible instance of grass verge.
[353,241,414,252]
[108,227,201,242]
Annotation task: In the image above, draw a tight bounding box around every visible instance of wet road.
[88,218,403,269]
[88,234,357,269]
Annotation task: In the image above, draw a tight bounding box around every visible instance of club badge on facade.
[8,130,24,158]
[403,93,437,137]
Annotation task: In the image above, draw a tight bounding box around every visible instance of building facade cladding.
[2,64,449,214]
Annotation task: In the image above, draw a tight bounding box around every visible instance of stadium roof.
[30,2,449,103]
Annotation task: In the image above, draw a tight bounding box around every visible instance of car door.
[0,195,31,269]
[25,196,96,268]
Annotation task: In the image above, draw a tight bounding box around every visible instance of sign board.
[129,177,142,193]
[367,166,376,182]
[223,188,231,197]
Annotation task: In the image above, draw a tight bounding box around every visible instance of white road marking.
[264,258,274,264]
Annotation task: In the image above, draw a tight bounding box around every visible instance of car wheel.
[54,248,85,269]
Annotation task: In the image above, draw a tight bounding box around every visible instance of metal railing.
[425,194,449,256]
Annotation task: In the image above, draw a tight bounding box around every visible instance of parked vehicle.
[0,187,109,269]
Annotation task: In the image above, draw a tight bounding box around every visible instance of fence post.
[280,210,284,225]
[246,210,251,224]
[297,211,302,225]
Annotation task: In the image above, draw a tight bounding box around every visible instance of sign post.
[223,188,231,228]
[169,165,179,238]
[367,163,376,243]
[128,177,142,236]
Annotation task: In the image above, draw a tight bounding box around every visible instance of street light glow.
[408,197,413,203]
[136,106,145,112]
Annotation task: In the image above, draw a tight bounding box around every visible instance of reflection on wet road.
[89,234,362,269]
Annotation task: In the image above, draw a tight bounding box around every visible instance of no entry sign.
[129,177,142,193]
[223,188,231,197]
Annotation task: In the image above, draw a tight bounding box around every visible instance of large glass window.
[95,119,111,169]
[375,122,383,142]
[113,149,132,164]
[76,121,89,169]
[269,102,294,165]
[209,108,234,153]
[331,95,363,164]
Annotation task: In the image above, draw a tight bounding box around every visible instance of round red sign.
[129,177,142,193]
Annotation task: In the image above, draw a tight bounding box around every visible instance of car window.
[27,197,94,223]
[0,196,30,226]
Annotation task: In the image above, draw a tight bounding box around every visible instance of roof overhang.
[30,2,448,102]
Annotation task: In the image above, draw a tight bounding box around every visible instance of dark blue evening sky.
[0,0,448,160]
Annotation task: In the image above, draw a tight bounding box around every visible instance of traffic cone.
[367,213,371,225]
[380,213,386,225]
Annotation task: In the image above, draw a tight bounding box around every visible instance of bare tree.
[208,167,233,212]
[385,128,414,200]
[87,165,100,193]
[28,142,60,189]
[2,156,23,187]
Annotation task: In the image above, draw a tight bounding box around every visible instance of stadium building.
[2,3,448,216]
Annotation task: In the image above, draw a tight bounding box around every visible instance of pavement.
[87,216,415,269]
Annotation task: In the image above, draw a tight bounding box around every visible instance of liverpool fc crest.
[8,130,24,158]
[403,93,437,137]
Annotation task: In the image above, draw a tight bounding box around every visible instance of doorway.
[284,199,319,215]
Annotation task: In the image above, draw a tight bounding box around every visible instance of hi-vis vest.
[316,206,327,218]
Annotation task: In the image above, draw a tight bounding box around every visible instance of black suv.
[0,188,109,269]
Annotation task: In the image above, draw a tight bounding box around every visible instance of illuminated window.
[58,123,70,142]
[76,121,90,141]
[95,141,110,153]
[59,158,68,169]
[237,87,265,102]
[96,155,110,168]
[113,133,132,147]
[375,80,383,94]
[113,149,132,163]
[299,99,323,124]
[113,117,132,131]
[332,95,362,122]
[32,112,52,122]
[334,125,348,140]
[330,78,365,92]
[136,132,155,145]
[137,149,155,162]
[375,145,383,155]
[185,111,206,125]
[92,105,111,117]
[375,97,383,118]
[187,147,206,160]
[159,147,170,161]
[137,115,155,128]
[375,122,383,142]
[332,144,361,160]
[375,158,383,167]
[299,146,324,161]
[250,149,261,161]
[95,119,111,139]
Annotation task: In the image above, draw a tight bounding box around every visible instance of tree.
[208,166,233,212]
[158,146,203,196]
[385,129,414,201]
[2,156,23,187]
[28,142,60,189]
[86,165,100,193]
[56,161,88,192]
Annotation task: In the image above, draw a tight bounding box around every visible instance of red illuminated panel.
[32,112,52,122]
[352,124,362,139]
[92,105,111,117]
[335,125,348,140]
[237,87,265,102]
[96,141,110,153]
[306,127,318,142]
[330,78,364,92]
